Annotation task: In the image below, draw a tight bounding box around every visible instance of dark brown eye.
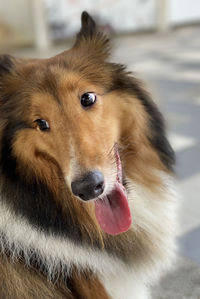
[81,92,96,107]
[35,119,50,131]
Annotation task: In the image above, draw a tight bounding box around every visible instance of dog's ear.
[73,11,110,60]
[0,55,26,78]
[0,55,24,98]
[77,11,97,40]
[0,55,14,77]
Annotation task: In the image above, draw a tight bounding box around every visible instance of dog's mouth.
[95,146,132,235]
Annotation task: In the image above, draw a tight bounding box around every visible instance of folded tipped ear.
[77,11,97,40]
[0,55,14,76]
[73,11,110,60]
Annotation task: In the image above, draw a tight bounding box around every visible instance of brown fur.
[0,12,175,298]
[9,67,166,251]
[0,256,109,299]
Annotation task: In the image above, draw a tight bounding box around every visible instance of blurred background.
[1,0,200,297]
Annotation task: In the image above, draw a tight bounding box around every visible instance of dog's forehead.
[27,68,101,113]
[29,60,104,98]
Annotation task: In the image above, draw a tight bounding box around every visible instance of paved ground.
[11,25,200,298]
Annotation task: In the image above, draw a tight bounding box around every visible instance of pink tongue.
[95,181,132,235]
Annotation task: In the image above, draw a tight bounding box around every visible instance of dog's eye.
[81,92,96,107]
[35,119,50,131]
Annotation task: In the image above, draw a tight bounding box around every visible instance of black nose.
[71,171,104,201]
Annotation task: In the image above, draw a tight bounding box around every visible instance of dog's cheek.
[12,131,55,178]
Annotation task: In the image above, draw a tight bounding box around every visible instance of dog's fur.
[0,12,177,299]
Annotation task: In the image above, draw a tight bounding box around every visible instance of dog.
[0,11,177,299]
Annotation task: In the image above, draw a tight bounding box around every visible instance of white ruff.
[101,173,178,299]
[0,172,177,299]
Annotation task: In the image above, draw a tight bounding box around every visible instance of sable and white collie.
[0,12,177,299]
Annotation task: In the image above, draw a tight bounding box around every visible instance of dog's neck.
[0,172,176,285]
[0,199,133,281]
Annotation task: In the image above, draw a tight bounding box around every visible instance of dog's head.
[0,12,174,243]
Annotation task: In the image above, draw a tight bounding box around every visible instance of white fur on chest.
[0,172,177,298]
[100,271,150,299]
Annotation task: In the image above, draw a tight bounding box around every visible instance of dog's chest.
[100,270,149,299]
